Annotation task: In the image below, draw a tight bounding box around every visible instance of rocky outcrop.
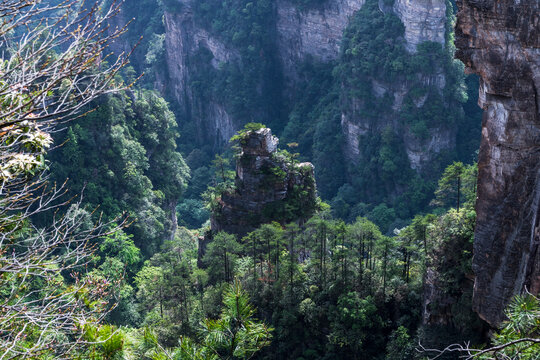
[393,0,447,52]
[341,70,456,171]
[455,0,540,326]
[163,1,238,146]
[276,0,364,80]
[211,128,317,237]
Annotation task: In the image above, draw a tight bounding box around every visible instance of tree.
[212,154,234,184]
[203,232,243,284]
[0,0,131,132]
[431,162,477,211]
[348,217,383,292]
[198,280,273,359]
[137,280,273,360]
[0,0,130,357]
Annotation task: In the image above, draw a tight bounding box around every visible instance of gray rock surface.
[393,0,446,52]
[340,70,455,171]
[455,0,540,327]
[164,3,238,147]
[276,0,365,80]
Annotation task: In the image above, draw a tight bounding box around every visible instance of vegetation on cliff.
[4,0,538,358]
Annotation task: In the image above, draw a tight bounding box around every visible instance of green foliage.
[199,280,273,359]
[19,156,484,358]
[177,199,210,229]
[482,294,540,360]
[80,324,126,360]
[49,90,189,256]
[432,162,477,211]
[130,281,272,360]
[328,293,384,355]
[203,232,243,284]
[229,122,266,146]
[385,326,414,360]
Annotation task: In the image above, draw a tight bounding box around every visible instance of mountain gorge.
[4,0,540,357]
[131,0,482,231]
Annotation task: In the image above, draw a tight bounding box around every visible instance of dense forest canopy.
[0,0,538,359]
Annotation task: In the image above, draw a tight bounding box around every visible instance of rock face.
[163,1,238,147]
[211,128,317,237]
[276,0,364,79]
[340,70,455,172]
[455,0,540,326]
[393,0,447,52]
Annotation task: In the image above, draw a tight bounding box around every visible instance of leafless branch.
[417,338,540,360]
[0,0,133,357]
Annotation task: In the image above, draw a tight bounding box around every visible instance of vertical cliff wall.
[148,0,480,225]
[393,0,447,52]
[276,0,364,80]
[455,0,540,326]
[164,1,238,147]
[330,0,468,213]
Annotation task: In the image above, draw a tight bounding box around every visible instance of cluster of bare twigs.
[0,0,132,358]
[0,0,134,131]
[417,291,540,360]
[417,338,540,360]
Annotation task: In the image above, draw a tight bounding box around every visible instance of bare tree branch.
[0,0,133,357]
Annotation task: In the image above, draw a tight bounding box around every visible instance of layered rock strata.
[211,128,317,237]
[393,0,447,52]
[276,0,365,79]
[164,1,237,146]
[455,0,540,326]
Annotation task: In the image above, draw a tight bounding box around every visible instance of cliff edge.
[455,0,540,326]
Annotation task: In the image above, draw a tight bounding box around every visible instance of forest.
[0,0,539,359]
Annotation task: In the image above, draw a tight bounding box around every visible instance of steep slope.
[164,2,239,147]
[394,0,447,52]
[284,0,476,225]
[276,0,364,81]
[455,0,540,326]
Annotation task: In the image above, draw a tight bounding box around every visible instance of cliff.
[340,69,455,172]
[163,1,238,147]
[152,0,477,220]
[211,128,317,237]
[164,0,456,174]
[393,0,447,52]
[276,0,364,80]
[338,0,461,191]
[455,0,540,326]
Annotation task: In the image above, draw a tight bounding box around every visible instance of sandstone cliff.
[155,0,476,214]
[340,69,455,172]
[163,1,238,147]
[276,0,364,80]
[211,128,317,237]
[338,0,459,179]
[455,0,540,326]
[161,0,457,175]
[393,0,446,52]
